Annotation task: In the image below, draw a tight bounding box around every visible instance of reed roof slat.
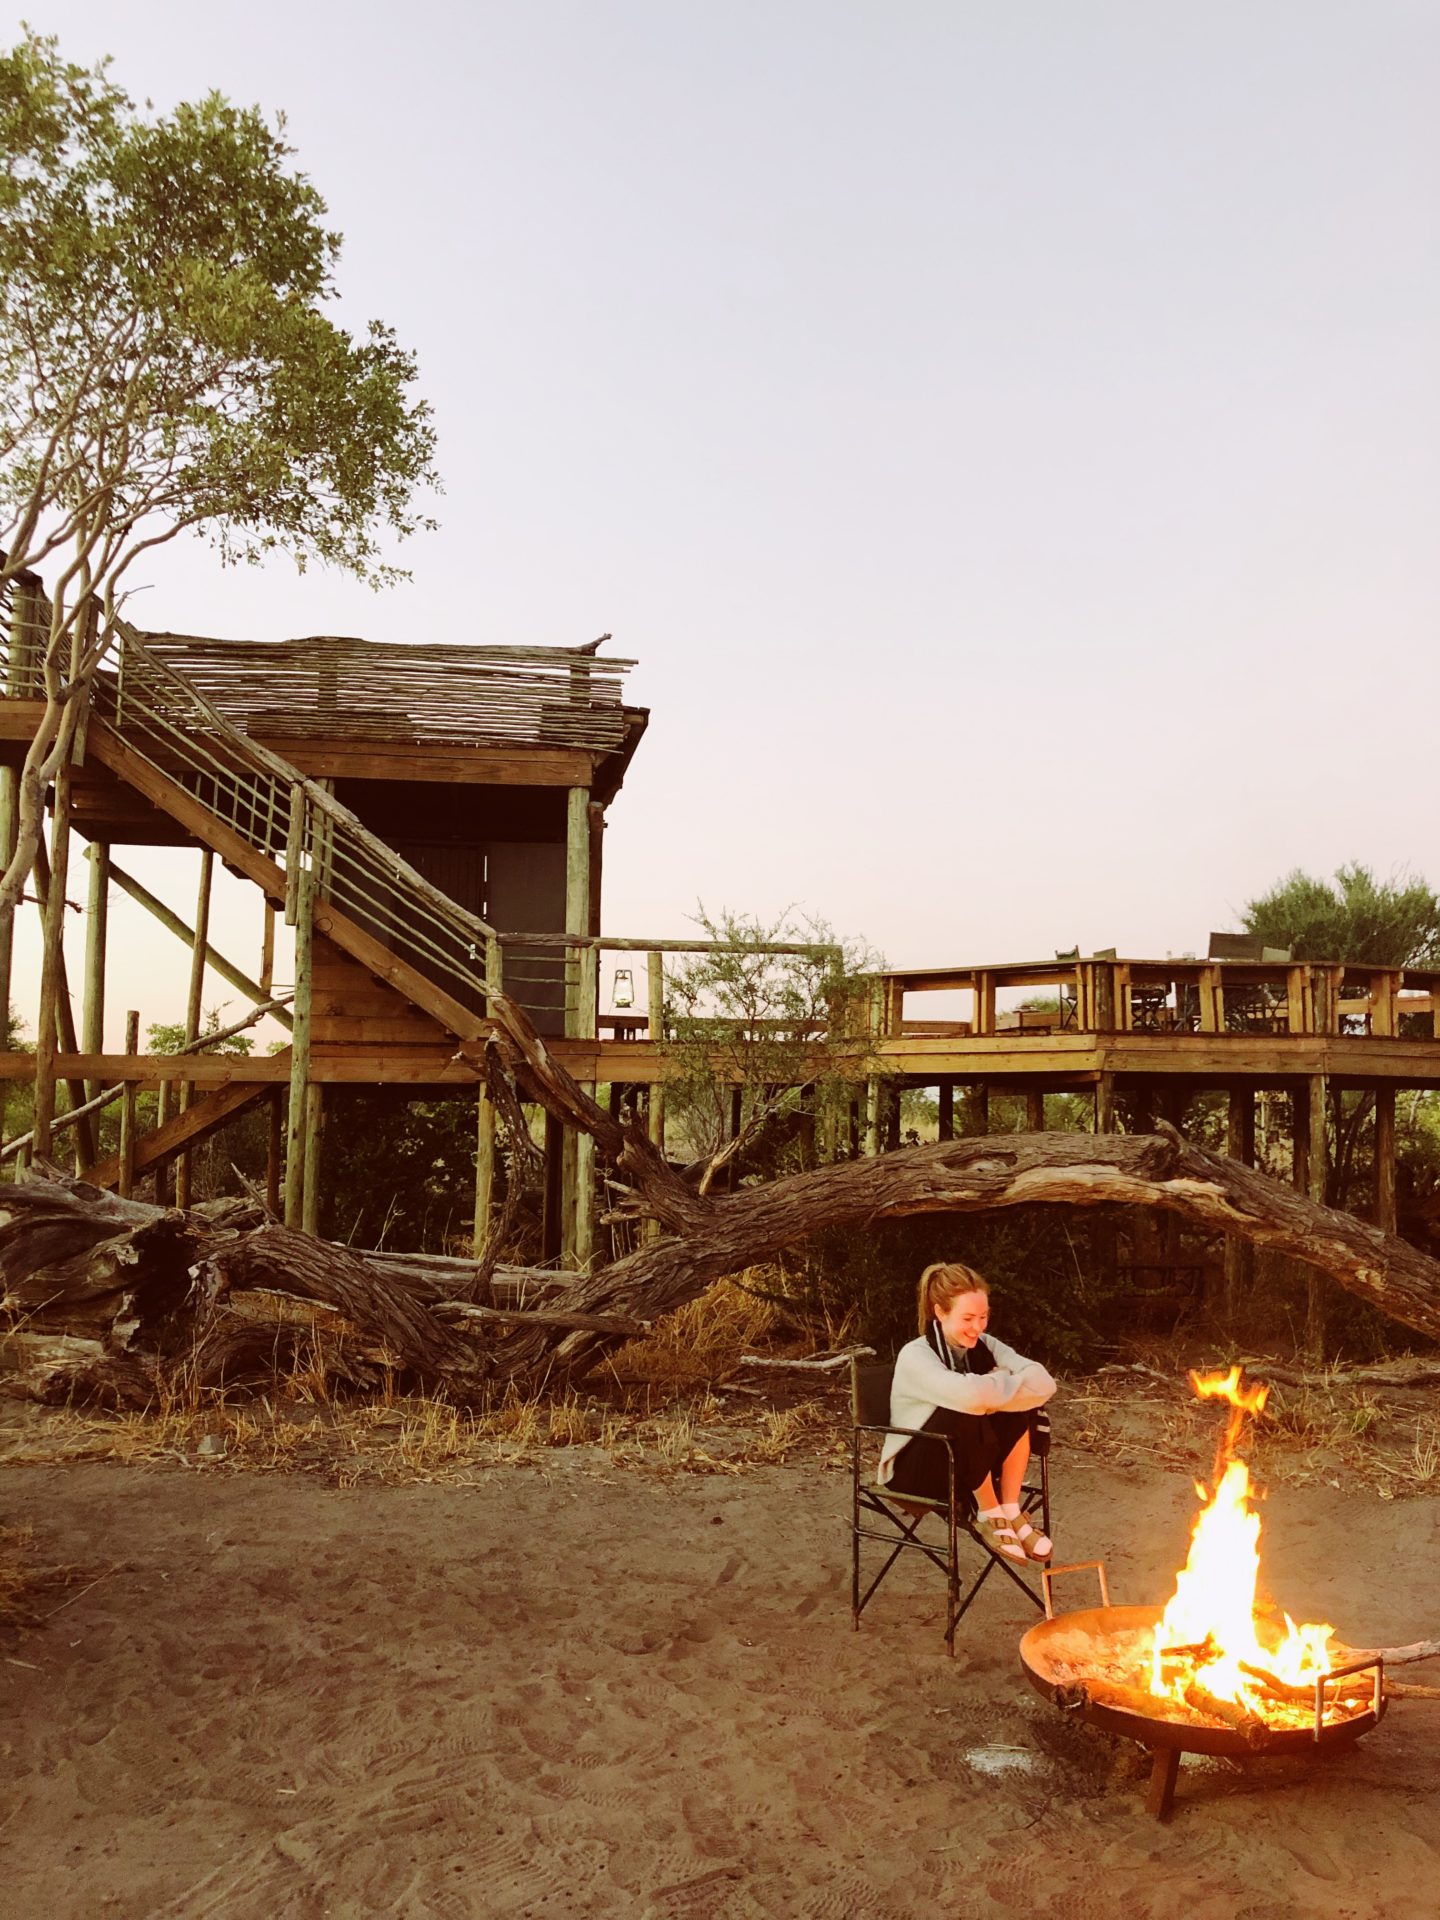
[142,632,638,754]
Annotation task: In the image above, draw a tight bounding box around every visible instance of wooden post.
[863,1077,880,1155]
[283,858,315,1230]
[1095,1072,1116,1135]
[0,769,16,1146]
[175,848,213,1211]
[1223,1085,1255,1320]
[301,1084,324,1236]
[118,1010,139,1198]
[1303,1073,1328,1359]
[1374,1084,1397,1235]
[969,1082,990,1135]
[884,1081,901,1151]
[473,1077,497,1252]
[1026,1088,1045,1132]
[260,898,275,996]
[937,1078,954,1142]
[81,842,109,1105]
[575,941,598,1268]
[266,1088,283,1217]
[154,1081,172,1205]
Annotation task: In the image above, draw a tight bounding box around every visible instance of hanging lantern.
[612,966,635,1009]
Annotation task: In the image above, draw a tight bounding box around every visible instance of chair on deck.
[849,1357,1051,1656]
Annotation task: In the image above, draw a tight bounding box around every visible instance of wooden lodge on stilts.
[3,560,1440,1310]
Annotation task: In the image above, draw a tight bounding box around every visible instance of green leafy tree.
[0,30,439,911]
[1241,864,1440,967]
[660,908,880,1194]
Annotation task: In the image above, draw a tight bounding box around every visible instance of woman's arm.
[981,1333,1057,1410]
[890,1340,1011,1419]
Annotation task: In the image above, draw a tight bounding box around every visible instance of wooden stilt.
[1304,1072,1328,1359]
[1026,1088,1045,1132]
[1095,1072,1115,1135]
[154,1081,172,1205]
[863,1077,880,1155]
[542,1113,564,1264]
[301,1083,324,1236]
[283,848,315,1231]
[81,842,109,1107]
[1374,1083,1397,1236]
[937,1078,954,1143]
[1224,1084,1256,1319]
[969,1083,990,1136]
[260,898,275,997]
[175,848,213,1211]
[474,1078,497,1251]
[118,1010,139,1199]
[266,1088,283,1217]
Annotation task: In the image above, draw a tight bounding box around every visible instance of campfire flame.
[1147,1367,1337,1718]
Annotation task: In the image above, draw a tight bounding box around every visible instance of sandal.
[972,1515,1027,1564]
[1011,1515,1053,1562]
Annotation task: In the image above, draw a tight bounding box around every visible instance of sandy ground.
[1,1432,1438,1919]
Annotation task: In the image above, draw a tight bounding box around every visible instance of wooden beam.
[106,857,292,1031]
[1303,1072,1328,1359]
[969,1082,990,1136]
[937,1078,954,1142]
[473,1077,497,1251]
[302,1084,324,1236]
[1026,1088,1045,1132]
[1224,1085,1255,1320]
[1095,1072,1115,1135]
[87,1076,275,1189]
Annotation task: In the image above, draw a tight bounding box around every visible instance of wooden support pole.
[969,1082,990,1136]
[301,1083,324,1236]
[863,1076,880,1156]
[1095,1073,1116,1135]
[1302,1073,1328,1359]
[937,1078,954,1143]
[1223,1085,1256,1320]
[1375,1084,1397,1236]
[474,1077,497,1252]
[560,788,591,1266]
[266,1089,283,1217]
[1026,1088,1045,1132]
[283,864,315,1230]
[81,843,109,1104]
[575,942,598,1268]
[260,898,275,997]
[154,1080,172,1205]
[118,1010,139,1198]
[542,1112,564,1264]
[107,858,292,1029]
[175,847,213,1211]
[884,1082,901,1151]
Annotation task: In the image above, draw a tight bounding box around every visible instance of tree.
[1241,864,1440,967]
[0,31,438,910]
[658,908,879,1195]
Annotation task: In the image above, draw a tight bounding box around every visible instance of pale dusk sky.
[9,2,1439,1041]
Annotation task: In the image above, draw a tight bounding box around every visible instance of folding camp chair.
[850,1356,1051,1656]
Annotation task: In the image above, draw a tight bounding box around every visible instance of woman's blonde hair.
[916,1261,989,1335]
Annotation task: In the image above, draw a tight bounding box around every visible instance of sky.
[9,1,1440,1043]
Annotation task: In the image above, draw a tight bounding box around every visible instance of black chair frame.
[850,1364,1051,1657]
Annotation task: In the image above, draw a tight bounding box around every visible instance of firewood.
[1182,1680,1269,1743]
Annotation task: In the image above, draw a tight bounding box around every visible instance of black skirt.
[886,1405,1034,1510]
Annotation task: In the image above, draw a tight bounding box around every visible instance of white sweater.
[877,1332,1057,1483]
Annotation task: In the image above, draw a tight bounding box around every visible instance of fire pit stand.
[1018,1563,1386,1821]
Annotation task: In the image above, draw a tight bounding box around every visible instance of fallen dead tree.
[5,1102,1440,1402]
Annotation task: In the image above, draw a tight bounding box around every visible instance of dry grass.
[608,1272,794,1389]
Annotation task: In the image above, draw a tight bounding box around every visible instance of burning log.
[1181,1680,1269,1744]
[1051,1678,1192,1723]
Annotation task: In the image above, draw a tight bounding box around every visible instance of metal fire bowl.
[1019,1604,1387,1758]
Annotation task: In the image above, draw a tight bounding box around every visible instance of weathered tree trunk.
[7,1102,1440,1401]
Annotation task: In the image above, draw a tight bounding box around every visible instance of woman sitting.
[878,1261,1057,1565]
